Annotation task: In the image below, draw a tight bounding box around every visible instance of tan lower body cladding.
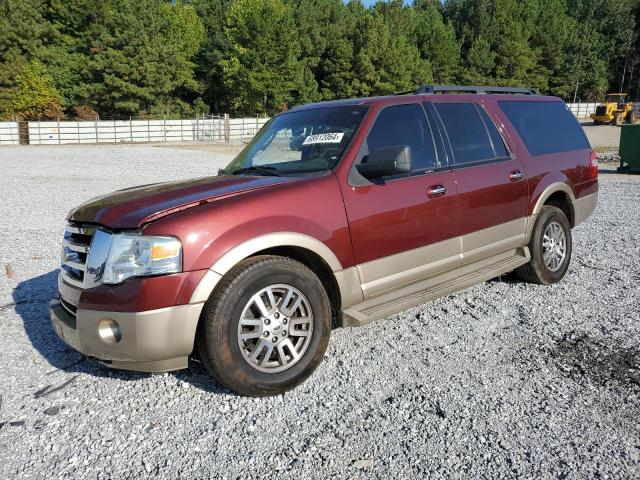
[341,191,598,325]
[340,217,530,325]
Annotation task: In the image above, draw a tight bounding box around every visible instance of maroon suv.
[50,85,598,396]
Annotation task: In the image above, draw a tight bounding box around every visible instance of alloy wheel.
[542,221,567,272]
[237,284,314,373]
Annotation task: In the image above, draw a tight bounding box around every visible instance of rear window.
[499,101,589,156]
[434,103,508,165]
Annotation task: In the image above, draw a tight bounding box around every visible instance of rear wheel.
[626,111,639,124]
[613,113,624,126]
[197,255,331,396]
[516,206,572,285]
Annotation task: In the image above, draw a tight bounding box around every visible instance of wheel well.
[544,191,574,227]
[251,246,342,321]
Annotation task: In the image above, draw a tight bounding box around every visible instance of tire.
[613,113,623,126]
[515,206,572,285]
[627,111,639,124]
[197,255,331,396]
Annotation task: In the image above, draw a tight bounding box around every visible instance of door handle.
[509,170,524,181]
[428,185,447,197]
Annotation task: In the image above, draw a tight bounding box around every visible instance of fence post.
[129,117,132,142]
[57,118,61,145]
[95,118,99,144]
[147,119,151,143]
[163,116,167,142]
[77,120,80,143]
[224,113,230,143]
[113,120,117,144]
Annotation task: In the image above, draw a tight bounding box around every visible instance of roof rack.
[413,85,538,95]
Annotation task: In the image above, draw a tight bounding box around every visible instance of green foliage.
[1,0,639,118]
[221,0,304,114]
[0,61,63,119]
[73,0,204,117]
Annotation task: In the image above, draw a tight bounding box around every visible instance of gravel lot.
[0,144,639,479]
[580,121,622,151]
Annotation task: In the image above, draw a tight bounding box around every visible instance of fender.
[189,232,363,306]
[526,181,576,241]
[531,181,576,217]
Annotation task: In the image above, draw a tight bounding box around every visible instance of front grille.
[61,225,96,288]
[595,106,607,116]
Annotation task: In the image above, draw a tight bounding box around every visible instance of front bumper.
[49,299,203,372]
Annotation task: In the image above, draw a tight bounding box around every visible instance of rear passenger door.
[428,101,529,261]
[341,102,459,299]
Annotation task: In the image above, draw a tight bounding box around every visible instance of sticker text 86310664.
[302,132,344,146]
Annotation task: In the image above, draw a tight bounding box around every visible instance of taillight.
[588,150,598,179]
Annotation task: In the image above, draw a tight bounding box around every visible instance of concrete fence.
[0,122,19,145]
[26,115,270,145]
[566,103,599,119]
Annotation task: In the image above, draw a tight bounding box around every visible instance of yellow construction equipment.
[591,93,639,126]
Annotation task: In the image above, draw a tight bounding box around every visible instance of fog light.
[98,318,122,344]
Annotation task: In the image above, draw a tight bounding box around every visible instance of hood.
[67,175,297,229]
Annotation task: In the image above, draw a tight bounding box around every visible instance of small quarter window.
[477,107,508,157]
[366,103,438,172]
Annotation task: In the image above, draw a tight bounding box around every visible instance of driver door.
[339,102,459,299]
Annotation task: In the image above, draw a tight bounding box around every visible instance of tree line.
[1,0,639,120]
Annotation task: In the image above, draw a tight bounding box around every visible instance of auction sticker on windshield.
[302,132,344,145]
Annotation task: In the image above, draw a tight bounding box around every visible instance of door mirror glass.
[356,145,412,178]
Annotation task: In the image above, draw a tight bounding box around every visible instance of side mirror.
[356,145,412,179]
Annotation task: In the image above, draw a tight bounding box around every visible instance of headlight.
[103,234,182,285]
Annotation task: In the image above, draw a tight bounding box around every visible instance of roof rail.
[414,85,538,95]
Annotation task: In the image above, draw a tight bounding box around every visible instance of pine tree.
[76,0,205,117]
[221,0,305,114]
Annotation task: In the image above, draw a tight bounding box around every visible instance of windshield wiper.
[231,166,283,176]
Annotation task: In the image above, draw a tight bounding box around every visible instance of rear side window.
[366,103,437,171]
[499,101,589,156]
[434,103,508,165]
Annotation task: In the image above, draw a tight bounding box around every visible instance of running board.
[342,247,530,327]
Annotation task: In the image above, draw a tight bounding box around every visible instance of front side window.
[435,102,508,165]
[365,103,438,172]
[225,105,368,175]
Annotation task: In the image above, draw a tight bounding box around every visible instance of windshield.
[606,94,626,103]
[224,105,368,175]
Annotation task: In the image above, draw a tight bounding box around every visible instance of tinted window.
[499,101,590,156]
[435,103,496,164]
[366,103,437,171]
[478,107,508,157]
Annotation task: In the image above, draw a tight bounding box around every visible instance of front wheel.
[614,113,624,126]
[197,255,331,396]
[516,206,572,285]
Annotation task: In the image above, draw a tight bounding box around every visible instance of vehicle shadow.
[12,269,231,394]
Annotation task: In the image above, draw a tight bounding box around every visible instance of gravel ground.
[0,144,639,479]
[580,121,622,151]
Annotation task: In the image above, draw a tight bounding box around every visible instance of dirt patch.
[548,332,640,389]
